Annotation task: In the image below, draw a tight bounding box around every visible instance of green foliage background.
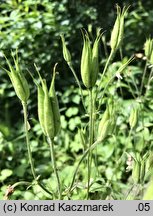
[0,0,153,199]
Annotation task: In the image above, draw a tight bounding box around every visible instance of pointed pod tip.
[60,34,65,42]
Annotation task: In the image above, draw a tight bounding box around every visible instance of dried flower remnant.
[3,185,14,200]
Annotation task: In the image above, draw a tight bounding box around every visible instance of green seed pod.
[37,85,47,136]
[81,31,101,89]
[97,100,116,141]
[132,160,141,184]
[98,108,110,131]
[49,64,61,136]
[3,53,30,102]
[61,35,71,63]
[110,6,120,51]
[12,52,30,101]
[129,107,138,129]
[43,81,55,139]
[97,119,110,141]
[144,38,153,61]
[91,32,101,87]
[110,5,128,51]
[81,34,92,88]
[35,64,60,139]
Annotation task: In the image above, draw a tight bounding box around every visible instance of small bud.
[98,108,110,133]
[97,119,110,142]
[129,107,138,129]
[60,35,71,63]
[97,100,116,141]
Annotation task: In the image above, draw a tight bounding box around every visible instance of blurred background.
[0,0,153,199]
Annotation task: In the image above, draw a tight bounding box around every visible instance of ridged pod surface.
[4,53,30,102]
[36,64,60,139]
[129,107,138,129]
[37,85,47,136]
[110,5,129,51]
[97,101,116,141]
[49,64,61,136]
[144,38,153,64]
[43,81,55,139]
[81,31,102,89]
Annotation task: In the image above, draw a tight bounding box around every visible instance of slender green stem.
[37,182,53,197]
[125,75,137,99]
[48,137,61,199]
[98,49,115,92]
[139,101,145,151]
[68,140,100,196]
[68,62,86,111]
[87,88,94,199]
[95,49,115,111]
[12,181,31,188]
[97,75,115,111]
[22,101,52,197]
[130,73,139,97]
[119,47,123,60]
[101,35,108,58]
[22,101,36,179]
[140,61,148,95]
[12,181,53,198]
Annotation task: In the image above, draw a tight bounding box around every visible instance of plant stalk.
[22,101,52,197]
[68,62,86,111]
[95,49,115,111]
[22,101,36,179]
[87,88,94,199]
[140,61,148,95]
[68,140,101,196]
[98,49,115,92]
[48,137,61,199]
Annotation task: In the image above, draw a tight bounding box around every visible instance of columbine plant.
[2,51,53,198]
[60,5,133,199]
[3,5,153,200]
[34,64,61,199]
